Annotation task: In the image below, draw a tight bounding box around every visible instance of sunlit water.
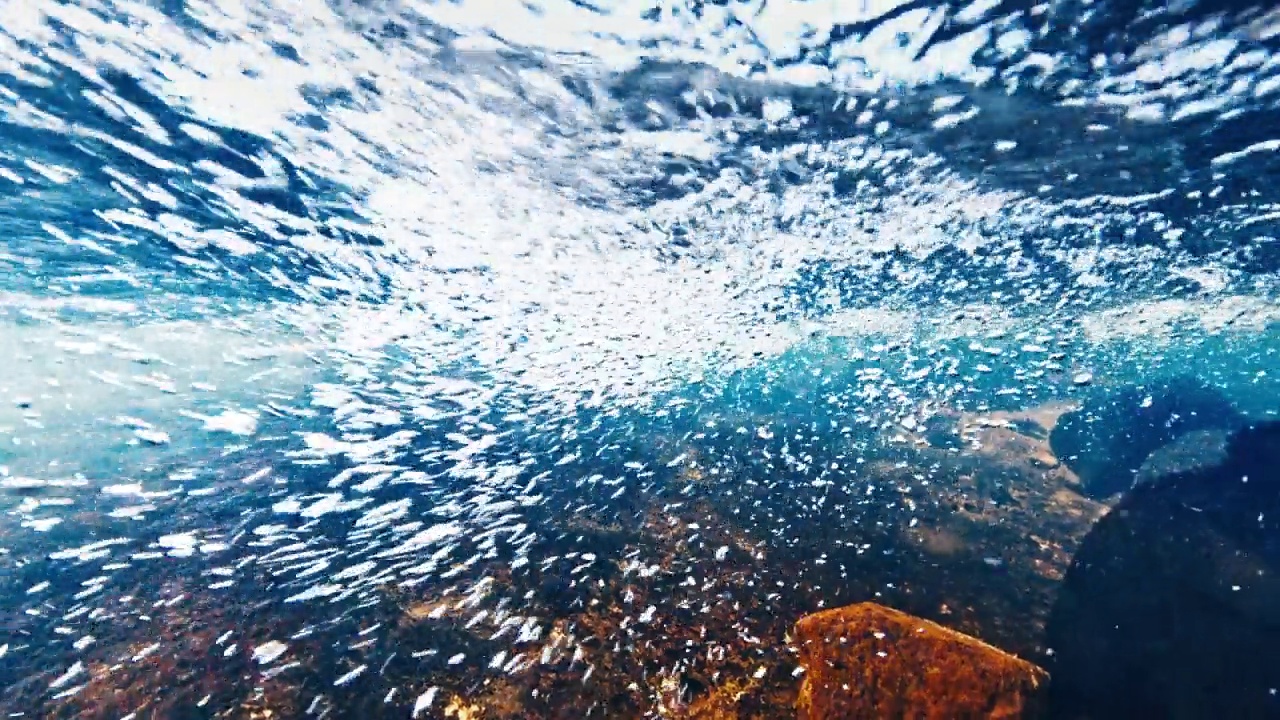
[1,0,1279,717]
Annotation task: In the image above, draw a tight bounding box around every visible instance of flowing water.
[1,0,1279,717]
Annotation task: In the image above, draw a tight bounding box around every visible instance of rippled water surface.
[2,0,1279,717]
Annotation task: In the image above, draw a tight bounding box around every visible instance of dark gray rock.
[1048,376,1247,499]
[1045,421,1280,718]
[1134,428,1232,487]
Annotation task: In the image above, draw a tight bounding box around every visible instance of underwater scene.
[1,0,1279,717]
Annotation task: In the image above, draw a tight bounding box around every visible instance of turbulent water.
[1,0,1279,717]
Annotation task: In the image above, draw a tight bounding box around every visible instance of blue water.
[1,0,1279,717]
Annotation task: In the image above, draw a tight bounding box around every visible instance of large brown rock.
[794,602,1048,719]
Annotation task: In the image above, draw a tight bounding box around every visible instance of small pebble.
[1072,372,1093,386]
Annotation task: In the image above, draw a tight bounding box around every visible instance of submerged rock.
[1047,376,1246,499]
[1133,427,1232,485]
[793,602,1048,719]
[1045,421,1280,718]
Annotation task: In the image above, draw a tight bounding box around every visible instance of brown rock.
[793,602,1048,719]
[1029,449,1060,469]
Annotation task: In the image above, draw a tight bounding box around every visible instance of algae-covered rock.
[793,602,1048,719]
